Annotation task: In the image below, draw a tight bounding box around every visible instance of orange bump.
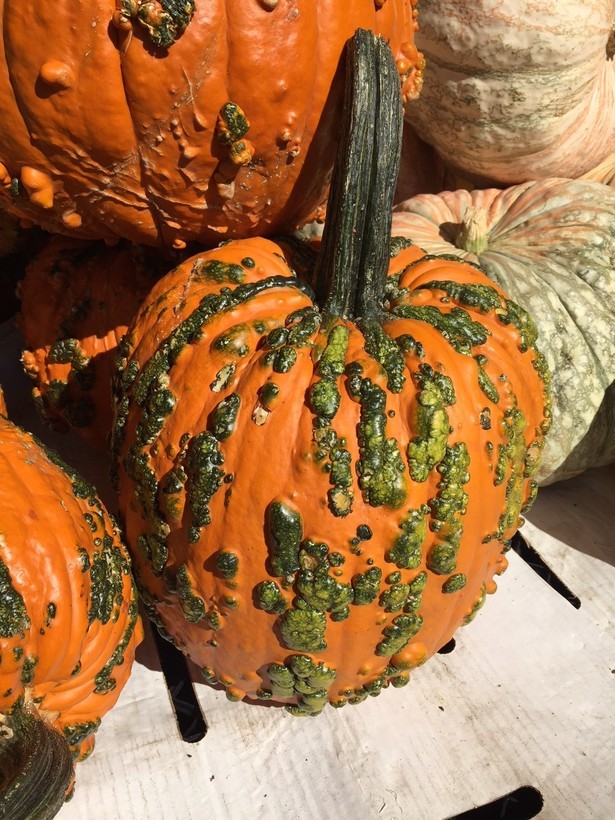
[62,211,83,229]
[39,60,75,89]
[21,167,54,209]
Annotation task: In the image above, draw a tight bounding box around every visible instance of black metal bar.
[447,786,544,819]
[152,627,208,743]
[511,532,581,609]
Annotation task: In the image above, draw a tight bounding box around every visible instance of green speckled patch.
[360,319,406,392]
[387,505,429,569]
[125,0,195,49]
[376,613,422,656]
[185,432,225,531]
[88,533,128,625]
[356,379,407,508]
[254,580,286,614]
[426,442,470,575]
[176,564,206,623]
[20,655,38,684]
[94,598,139,694]
[389,236,415,258]
[63,718,101,753]
[379,583,410,612]
[420,280,502,314]
[485,405,531,542]
[193,258,246,284]
[48,338,90,370]
[0,556,29,638]
[442,573,467,594]
[296,566,353,615]
[474,356,500,405]
[279,601,327,652]
[216,551,238,579]
[211,393,241,440]
[216,102,250,145]
[407,364,455,483]
[463,584,487,625]
[137,383,176,446]
[351,567,382,605]
[393,303,490,356]
[267,501,302,577]
[263,654,337,715]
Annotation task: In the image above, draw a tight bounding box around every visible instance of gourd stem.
[352,34,403,321]
[313,30,377,317]
[313,29,402,321]
[455,205,490,255]
[0,705,74,819]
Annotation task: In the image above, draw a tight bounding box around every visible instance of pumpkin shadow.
[526,462,615,568]
[436,221,462,246]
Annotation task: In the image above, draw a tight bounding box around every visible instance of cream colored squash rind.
[410,0,615,183]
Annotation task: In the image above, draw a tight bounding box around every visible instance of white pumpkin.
[410,0,615,184]
[392,178,615,485]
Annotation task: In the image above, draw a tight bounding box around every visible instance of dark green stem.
[0,705,74,819]
[353,35,403,320]
[313,29,403,321]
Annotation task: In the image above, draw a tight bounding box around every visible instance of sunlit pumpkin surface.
[410,0,615,184]
[0,0,422,247]
[0,416,143,759]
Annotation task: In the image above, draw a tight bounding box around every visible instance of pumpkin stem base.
[0,704,74,819]
[455,205,489,255]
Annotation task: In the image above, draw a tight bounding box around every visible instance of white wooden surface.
[1,319,614,820]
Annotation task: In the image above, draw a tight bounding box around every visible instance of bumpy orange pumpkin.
[20,237,164,450]
[112,31,549,714]
[0,0,422,249]
[0,409,142,815]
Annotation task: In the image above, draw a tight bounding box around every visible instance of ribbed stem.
[455,205,490,255]
[313,29,403,320]
[352,35,403,320]
[0,705,74,819]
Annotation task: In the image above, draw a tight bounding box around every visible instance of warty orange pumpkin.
[0,402,143,816]
[0,0,422,249]
[111,30,550,714]
[20,236,165,450]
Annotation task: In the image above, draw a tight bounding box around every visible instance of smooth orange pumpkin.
[112,32,550,713]
[0,408,143,814]
[0,0,422,249]
[20,236,164,450]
